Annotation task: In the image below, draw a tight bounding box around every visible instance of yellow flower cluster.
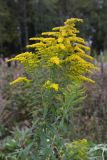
[10,77,31,85]
[79,75,95,83]
[44,80,59,91]
[8,18,97,86]
[7,52,33,62]
[50,83,59,91]
[7,52,39,70]
[49,56,60,65]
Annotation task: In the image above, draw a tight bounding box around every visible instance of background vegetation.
[0,0,107,56]
[0,0,107,159]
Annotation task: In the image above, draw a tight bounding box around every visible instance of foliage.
[89,143,107,160]
[65,139,90,160]
[0,127,90,160]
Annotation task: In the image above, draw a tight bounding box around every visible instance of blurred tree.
[0,0,21,56]
[0,0,58,56]
[29,0,58,34]
[88,0,107,55]
[0,0,107,56]
[0,1,10,55]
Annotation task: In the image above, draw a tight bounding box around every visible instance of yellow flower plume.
[44,80,59,92]
[10,77,31,85]
[49,56,60,65]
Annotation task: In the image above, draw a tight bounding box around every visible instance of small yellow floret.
[44,80,59,91]
[49,83,59,91]
[49,56,60,65]
[10,77,31,85]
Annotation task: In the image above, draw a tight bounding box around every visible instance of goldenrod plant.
[2,18,98,160]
